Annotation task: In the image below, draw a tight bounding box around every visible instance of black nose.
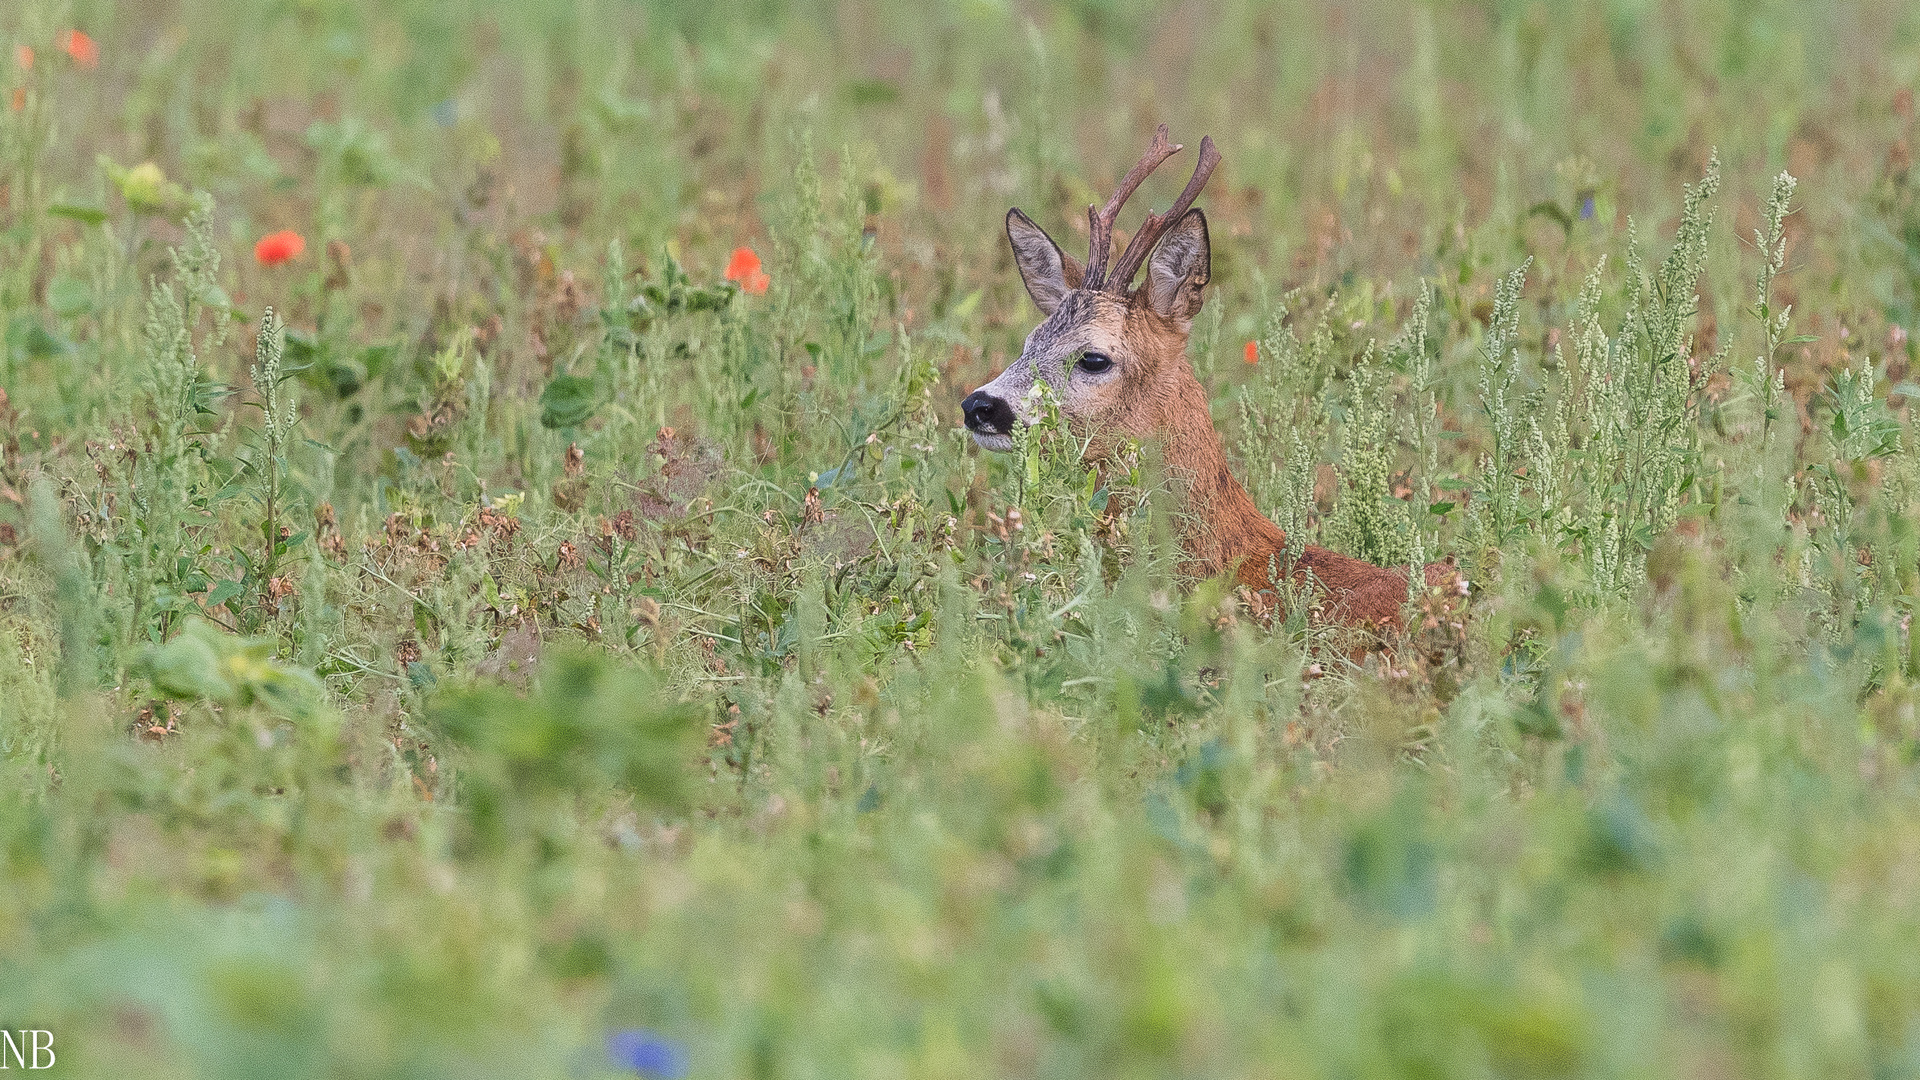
[961,390,1016,436]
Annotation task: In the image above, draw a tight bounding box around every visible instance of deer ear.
[1007,209,1084,316]
[1144,208,1211,324]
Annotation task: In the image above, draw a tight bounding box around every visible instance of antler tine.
[1105,134,1222,294]
[1083,124,1181,291]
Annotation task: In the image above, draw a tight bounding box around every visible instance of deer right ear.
[1144,208,1211,325]
[1006,209,1084,316]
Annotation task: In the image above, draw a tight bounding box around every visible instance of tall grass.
[3,1,1920,1077]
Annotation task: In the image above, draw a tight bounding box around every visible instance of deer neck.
[1155,367,1288,582]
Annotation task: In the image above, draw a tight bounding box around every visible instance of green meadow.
[4,0,1920,1076]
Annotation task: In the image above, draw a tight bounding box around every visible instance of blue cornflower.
[607,1030,688,1079]
[1579,192,1597,221]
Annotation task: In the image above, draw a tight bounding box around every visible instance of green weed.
[2,2,1920,1078]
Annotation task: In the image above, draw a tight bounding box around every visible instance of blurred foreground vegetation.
[5,0,1920,1076]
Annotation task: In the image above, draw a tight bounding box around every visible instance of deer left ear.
[1144,208,1211,324]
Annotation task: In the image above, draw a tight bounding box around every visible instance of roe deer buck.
[961,124,1456,631]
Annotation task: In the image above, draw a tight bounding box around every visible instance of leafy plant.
[141,617,323,719]
[8,7,1920,1078]
[238,306,302,621]
[429,650,701,851]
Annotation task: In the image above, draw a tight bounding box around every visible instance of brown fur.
[1109,298,1447,632]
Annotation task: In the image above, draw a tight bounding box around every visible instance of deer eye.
[1076,351,1113,374]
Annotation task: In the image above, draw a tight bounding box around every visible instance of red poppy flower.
[58,30,97,70]
[1243,340,1258,365]
[254,230,307,266]
[7,88,21,113]
[15,45,33,71]
[724,246,770,295]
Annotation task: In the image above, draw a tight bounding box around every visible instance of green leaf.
[203,284,236,316]
[46,202,109,226]
[145,625,234,702]
[140,619,323,718]
[283,328,321,367]
[1513,699,1563,739]
[205,579,245,608]
[6,313,75,359]
[324,356,368,397]
[842,78,901,107]
[358,342,397,379]
[304,117,418,189]
[679,284,736,312]
[428,651,702,848]
[1526,200,1574,232]
[539,373,601,430]
[190,376,237,415]
[47,275,94,318]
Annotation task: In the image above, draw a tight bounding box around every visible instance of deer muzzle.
[961,388,1018,450]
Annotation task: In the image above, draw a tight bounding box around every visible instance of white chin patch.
[970,431,1015,453]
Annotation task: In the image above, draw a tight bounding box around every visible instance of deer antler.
[1083,125,1181,291]
[1104,133,1221,294]
[1081,124,1222,294]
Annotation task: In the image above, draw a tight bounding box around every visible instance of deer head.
[960,126,1453,633]
[962,125,1222,458]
